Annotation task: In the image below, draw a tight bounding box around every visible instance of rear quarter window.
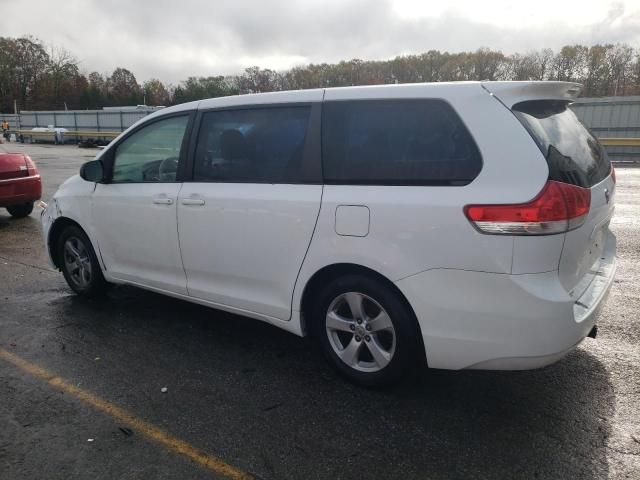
[512,100,611,188]
[322,99,482,186]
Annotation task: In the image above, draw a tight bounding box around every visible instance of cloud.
[1,0,639,83]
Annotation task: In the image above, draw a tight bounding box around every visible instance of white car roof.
[198,89,324,109]
[195,81,581,108]
[139,81,583,122]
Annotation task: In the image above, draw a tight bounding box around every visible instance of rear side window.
[512,100,611,187]
[194,106,310,183]
[322,99,482,185]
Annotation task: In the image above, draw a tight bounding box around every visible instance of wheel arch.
[299,263,426,360]
[48,217,89,269]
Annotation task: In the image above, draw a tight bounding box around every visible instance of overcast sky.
[2,0,639,83]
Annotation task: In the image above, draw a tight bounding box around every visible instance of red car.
[0,153,42,218]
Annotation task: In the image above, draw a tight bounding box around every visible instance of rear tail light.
[24,155,38,176]
[464,180,591,235]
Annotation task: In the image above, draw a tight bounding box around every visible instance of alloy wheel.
[325,292,396,372]
[63,236,92,289]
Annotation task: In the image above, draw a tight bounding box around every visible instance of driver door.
[92,114,191,294]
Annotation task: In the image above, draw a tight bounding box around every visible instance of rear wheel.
[7,202,34,218]
[57,226,108,296]
[311,274,422,387]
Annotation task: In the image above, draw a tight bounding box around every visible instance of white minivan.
[41,81,616,386]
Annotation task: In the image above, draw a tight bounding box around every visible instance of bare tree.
[584,45,611,96]
[42,46,80,108]
[0,36,50,111]
[143,78,170,106]
[472,48,506,81]
[551,45,588,82]
[606,44,635,96]
[2,37,640,112]
[109,67,141,105]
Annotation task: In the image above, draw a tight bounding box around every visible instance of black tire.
[7,202,34,218]
[57,225,108,297]
[310,274,423,387]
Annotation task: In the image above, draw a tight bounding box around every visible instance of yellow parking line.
[0,348,253,480]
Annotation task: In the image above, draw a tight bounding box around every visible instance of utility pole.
[14,100,20,133]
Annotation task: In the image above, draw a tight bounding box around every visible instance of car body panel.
[0,175,42,207]
[177,183,322,320]
[92,182,187,294]
[0,153,29,179]
[42,81,616,372]
[396,229,615,370]
[559,174,616,297]
[41,175,98,266]
[0,153,41,207]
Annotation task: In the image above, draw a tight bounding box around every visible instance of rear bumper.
[395,232,617,370]
[0,175,42,206]
[573,232,616,325]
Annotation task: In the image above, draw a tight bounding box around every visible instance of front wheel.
[57,226,108,296]
[7,202,34,218]
[311,274,423,387]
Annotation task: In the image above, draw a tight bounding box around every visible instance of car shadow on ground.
[0,212,38,229]
[0,212,19,228]
[45,286,614,480]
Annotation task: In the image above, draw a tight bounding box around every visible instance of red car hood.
[0,153,29,180]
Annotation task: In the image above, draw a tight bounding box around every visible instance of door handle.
[181,198,205,206]
[153,196,174,205]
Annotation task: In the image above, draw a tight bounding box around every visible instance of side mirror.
[80,160,105,183]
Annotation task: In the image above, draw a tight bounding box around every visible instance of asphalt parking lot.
[1,143,639,480]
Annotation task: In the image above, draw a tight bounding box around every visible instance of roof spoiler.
[481,81,582,109]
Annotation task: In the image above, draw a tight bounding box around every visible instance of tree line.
[1,36,639,112]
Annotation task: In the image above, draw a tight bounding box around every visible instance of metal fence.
[17,107,162,133]
[572,96,640,163]
[0,113,19,129]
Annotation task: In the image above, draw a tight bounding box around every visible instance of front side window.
[322,99,482,185]
[194,106,311,183]
[112,115,189,183]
